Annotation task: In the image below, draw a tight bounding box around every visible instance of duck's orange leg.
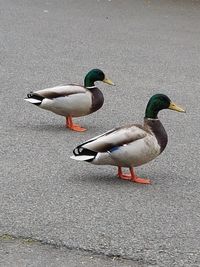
[118,167,132,180]
[118,167,151,184]
[66,116,87,132]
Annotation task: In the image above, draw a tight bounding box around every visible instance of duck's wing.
[32,85,87,99]
[78,124,148,153]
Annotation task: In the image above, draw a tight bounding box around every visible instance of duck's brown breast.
[144,118,168,153]
[90,87,104,113]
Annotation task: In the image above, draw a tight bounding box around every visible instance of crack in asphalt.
[0,234,143,265]
[1,233,199,266]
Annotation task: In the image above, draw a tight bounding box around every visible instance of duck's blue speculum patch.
[109,146,120,153]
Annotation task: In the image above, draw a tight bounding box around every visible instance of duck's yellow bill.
[169,102,186,113]
[103,78,115,86]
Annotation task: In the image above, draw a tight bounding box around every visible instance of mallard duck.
[24,69,114,132]
[71,94,185,184]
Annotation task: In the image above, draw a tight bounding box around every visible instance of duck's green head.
[84,69,115,88]
[145,94,185,119]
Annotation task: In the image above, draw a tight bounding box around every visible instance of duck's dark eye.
[96,70,104,80]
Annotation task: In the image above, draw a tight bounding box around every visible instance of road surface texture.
[1,0,200,266]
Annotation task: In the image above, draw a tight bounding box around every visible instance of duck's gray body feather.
[71,119,168,167]
[25,85,104,117]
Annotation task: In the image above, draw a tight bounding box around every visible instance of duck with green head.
[24,69,114,132]
[71,94,185,184]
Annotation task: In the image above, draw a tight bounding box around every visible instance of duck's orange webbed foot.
[69,124,87,132]
[129,168,151,184]
[117,167,151,184]
[132,176,151,184]
[66,116,87,132]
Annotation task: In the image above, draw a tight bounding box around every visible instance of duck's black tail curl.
[24,92,44,105]
[71,146,97,162]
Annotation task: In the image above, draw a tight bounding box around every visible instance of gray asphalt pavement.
[1,0,200,266]
[0,235,137,267]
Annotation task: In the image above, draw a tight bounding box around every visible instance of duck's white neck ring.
[86,86,97,89]
[144,117,159,121]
